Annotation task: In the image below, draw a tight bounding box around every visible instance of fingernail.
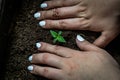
[34,12,41,18]
[27,65,33,71]
[39,21,46,27]
[77,35,85,41]
[36,42,41,48]
[40,3,47,8]
[28,55,33,61]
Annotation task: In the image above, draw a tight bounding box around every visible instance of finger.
[39,18,89,30]
[76,35,100,51]
[93,31,118,48]
[27,65,63,80]
[28,53,64,68]
[35,42,74,58]
[40,0,80,9]
[34,6,86,20]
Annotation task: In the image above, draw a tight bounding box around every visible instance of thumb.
[93,31,118,48]
[76,35,99,51]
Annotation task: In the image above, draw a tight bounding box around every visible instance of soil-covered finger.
[40,0,80,9]
[35,6,86,20]
[39,18,90,30]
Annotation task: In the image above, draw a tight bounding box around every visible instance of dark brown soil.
[4,0,120,80]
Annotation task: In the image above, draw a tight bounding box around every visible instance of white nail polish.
[28,55,33,61]
[27,65,33,71]
[34,12,41,18]
[77,35,85,41]
[40,3,47,8]
[36,42,41,48]
[39,21,46,27]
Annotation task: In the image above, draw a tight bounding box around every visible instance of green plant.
[50,30,66,43]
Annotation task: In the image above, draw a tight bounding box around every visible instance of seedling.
[50,30,66,43]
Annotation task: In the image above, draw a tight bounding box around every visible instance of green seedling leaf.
[50,30,66,43]
[57,36,66,43]
[50,30,58,38]
[58,31,62,35]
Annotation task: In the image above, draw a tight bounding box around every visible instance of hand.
[27,35,120,80]
[34,0,120,47]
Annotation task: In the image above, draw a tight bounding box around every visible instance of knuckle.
[82,23,90,30]
[41,11,50,19]
[52,8,61,18]
[47,20,57,29]
[65,63,76,76]
[53,45,61,52]
[78,18,90,30]
[41,53,50,63]
[80,42,88,50]
[77,6,87,12]
[58,20,67,29]
[42,68,51,78]
[40,11,44,19]
[69,64,76,71]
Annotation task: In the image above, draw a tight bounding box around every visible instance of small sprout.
[50,30,66,43]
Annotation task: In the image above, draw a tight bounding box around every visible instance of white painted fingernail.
[77,35,85,41]
[39,21,46,27]
[27,65,33,71]
[28,55,33,61]
[36,42,41,48]
[40,3,48,8]
[34,12,41,18]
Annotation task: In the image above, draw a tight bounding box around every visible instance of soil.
[3,0,120,80]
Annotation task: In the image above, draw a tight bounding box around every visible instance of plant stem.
[53,38,57,43]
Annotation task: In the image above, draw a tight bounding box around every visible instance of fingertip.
[36,42,42,49]
[27,65,34,71]
[34,12,41,19]
[39,21,46,27]
[76,34,87,50]
[40,3,48,9]
[76,35,85,47]
[76,35,85,42]
[27,65,39,75]
[36,42,49,51]
[28,55,33,62]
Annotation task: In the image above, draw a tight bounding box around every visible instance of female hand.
[34,0,120,47]
[27,35,120,80]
